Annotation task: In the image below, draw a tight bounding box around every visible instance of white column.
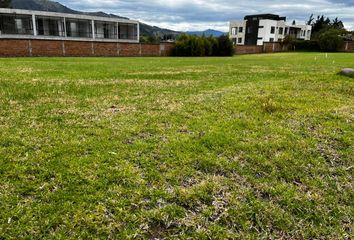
[137,22,140,42]
[32,14,37,36]
[63,17,67,37]
[92,20,95,39]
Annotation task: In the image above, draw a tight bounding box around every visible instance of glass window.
[66,18,92,38]
[270,38,274,42]
[238,37,242,43]
[36,16,65,37]
[231,27,237,35]
[0,13,33,35]
[239,27,243,33]
[279,27,283,35]
[270,26,275,34]
[118,23,138,40]
[95,21,117,39]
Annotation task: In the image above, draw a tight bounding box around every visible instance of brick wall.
[0,39,29,57]
[263,42,288,53]
[235,45,263,55]
[31,40,64,57]
[0,39,174,57]
[338,41,354,52]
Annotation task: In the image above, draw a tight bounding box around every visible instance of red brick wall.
[0,39,175,57]
[64,41,93,57]
[235,45,263,55]
[118,43,141,56]
[160,43,174,56]
[141,44,160,56]
[338,42,354,52]
[263,42,288,53]
[31,40,64,57]
[94,42,118,56]
[0,40,29,57]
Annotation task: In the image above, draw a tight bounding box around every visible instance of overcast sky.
[57,0,354,31]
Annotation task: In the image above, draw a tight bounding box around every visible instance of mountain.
[6,0,181,39]
[186,29,227,37]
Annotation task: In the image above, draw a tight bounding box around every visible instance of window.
[66,18,92,38]
[257,37,263,40]
[239,27,243,33]
[270,26,275,34]
[118,23,138,40]
[279,27,283,35]
[247,27,251,34]
[0,13,33,35]
[238,37,242,43]
[95,21,117,39]
[258,26,264,29]
[231,27,237,35]
[269,38,274,42]
[285,27,289,34]
[232,38,237,44]
[36,16,65,37]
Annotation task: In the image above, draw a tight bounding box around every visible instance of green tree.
[318,29,345,52]
[0,0,11,8]
[308,15,345,39]
[217,35,234,56]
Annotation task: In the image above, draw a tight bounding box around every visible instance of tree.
[318,29,345,52]
[217,35,234,56]
[307,14,314,25]
[332,17,344,30]
[0,0,11,8]
[172,34,233,57]
[308,14,345,39]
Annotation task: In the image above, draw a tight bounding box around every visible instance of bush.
[293,40,320,51]
[318,29,345,52]
[217,35,234,56]
[173,34,233,56]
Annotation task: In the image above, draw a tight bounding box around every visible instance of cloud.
[57,0,354,31]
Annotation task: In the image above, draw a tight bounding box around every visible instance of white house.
[230,14,312,46]
[0,8,140,43]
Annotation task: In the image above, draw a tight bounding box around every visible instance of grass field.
[0,53,353,239]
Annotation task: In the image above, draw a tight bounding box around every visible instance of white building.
[230,14,312,46]
[0,8,140,43]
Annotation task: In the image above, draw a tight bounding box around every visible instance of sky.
[57,0,354,32]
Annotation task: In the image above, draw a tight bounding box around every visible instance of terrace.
[0,8,139,42]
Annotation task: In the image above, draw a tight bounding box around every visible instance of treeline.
[289,15,351,52]
[172,34,234,56]
[0,0,11,8]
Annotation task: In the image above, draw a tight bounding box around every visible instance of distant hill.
[186,29,227,37]
[6,0,181,39]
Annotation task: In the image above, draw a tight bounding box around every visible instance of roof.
[244,14,286,21]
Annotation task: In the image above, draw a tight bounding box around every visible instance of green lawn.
[0,53,353,239]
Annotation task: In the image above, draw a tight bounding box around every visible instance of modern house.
[0,8,139,43]
[230,14,312,46]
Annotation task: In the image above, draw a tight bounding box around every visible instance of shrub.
[217,35,234,56]
[293,40,320,52]
[318,29,345,52]
[173,34,233,56]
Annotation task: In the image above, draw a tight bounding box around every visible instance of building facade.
[230,14,312,46]
[0,8,139,43]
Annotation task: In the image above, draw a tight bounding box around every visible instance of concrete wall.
[0,39,174,57]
